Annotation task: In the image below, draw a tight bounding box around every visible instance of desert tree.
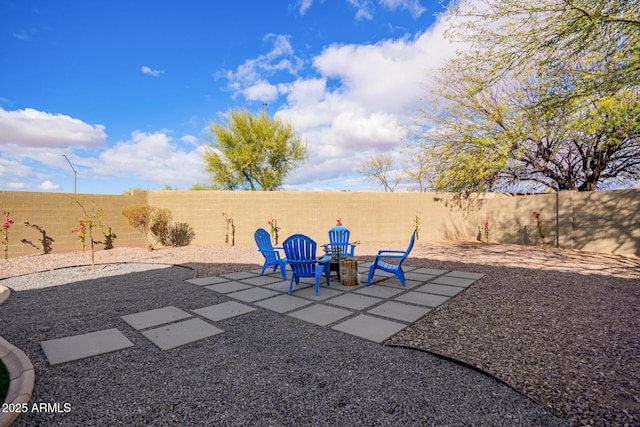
[203,109,308,191]
[358,152,404,192]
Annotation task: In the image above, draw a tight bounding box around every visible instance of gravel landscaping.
[0,242,638,426]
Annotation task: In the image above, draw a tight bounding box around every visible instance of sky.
[0,0,458,194]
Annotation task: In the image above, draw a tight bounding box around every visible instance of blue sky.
[0,0,456,194]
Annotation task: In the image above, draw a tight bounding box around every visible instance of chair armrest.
[317,255,331,264]
[376,250,405,256]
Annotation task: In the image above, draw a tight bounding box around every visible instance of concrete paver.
[254,294,313,313]
[141,318,223,350]
[324,293,382,310]
[446,271,485,280]
[415,283,465,297]
[121,306,192,330]
[227,287,281,303]
[331,314,407,343]
[205,281,252,294]
[239,275,283,286]
[40,328,134,365]
[395,291,451,308]
[354,286,405,299]
[287,304,353,326]
[193,301,256,322]
[431,276,477,288]
[368,301,431,323]
[186,276,230,286]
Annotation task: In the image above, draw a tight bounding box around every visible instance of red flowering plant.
[268,216,280,245]
[71,220,87,251]
[533,211,545,245]
[2,211,15,260]
[483,214,490,243]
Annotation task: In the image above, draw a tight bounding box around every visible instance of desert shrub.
[162,222,196,247]
[122,204,173,250]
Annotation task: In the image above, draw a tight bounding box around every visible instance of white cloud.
[379,0,426,17]
[242,81,279,102]
[93,131,209,186]
[299,0,314,15]
[0,108,107,148]
[141,65,164,77]
[39,180,60,190]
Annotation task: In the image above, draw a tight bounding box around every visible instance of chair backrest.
[282,234,318,278]
[327,225,351,255]
[254,228,281,264]
[398,229,417,265]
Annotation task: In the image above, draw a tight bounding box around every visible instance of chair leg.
[260,263,267,276]
[279,261,287,279]
[288,277,294,295]
[366,262,377,286]
[396,268,406,287]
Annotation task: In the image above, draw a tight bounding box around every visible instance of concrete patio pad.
[205,281,252,294]
[264,280,309,293]
[324,293,382,310]
[292,286,343,301]
[415,283,465,297]
[121,306,192,330]
[254,294,313,313]
[40,328,134,366]
[331,314,407,343]
[395,291,450,308]
[221,271,257,280]
[431,276,477,288]
[141,318,223,350]
[446,271,485,280]
[193,301,256,322]
[226,287,281,303]
[287,304,352,326]
[354,286,405,299]
[368,301,431,323]
[186,276,230,286]
[239,276,283,286]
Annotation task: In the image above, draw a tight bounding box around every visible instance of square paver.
[193,301,256,321]
[287,304,353,326]
[141,318,223,350]
[40,328,134,366]
[412,268,449,276]
[431,276,477,288]
[324,293,382,310]
[121,306,192,330]
[293,286,343,301]
[221,271,258,280]
[239,276,283,286]
[185,276,229,286]
[404,272,436,282]
[227,287,281,303]
[264,280,306,293]
[354,286,405,299]
[368,301,431,323]
[331,315,406,343]
[205,282,252,294]
[376,278,423,289]
[254,295,313,313]
[446,271,485,280]
[394,292,450,308]
[415,283,464,297]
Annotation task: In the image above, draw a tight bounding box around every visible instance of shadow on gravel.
[0,263,567,426]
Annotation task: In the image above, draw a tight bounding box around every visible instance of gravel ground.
[0,242,638,426]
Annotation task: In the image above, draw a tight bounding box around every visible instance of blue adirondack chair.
[282,234,331,296]
[254,228,287,279]
[366,229,417,287]
[322,225,356,258]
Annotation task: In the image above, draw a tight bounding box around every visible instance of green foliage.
[122,204,173,250]
[203,109,308,190]
[190,183,219,191]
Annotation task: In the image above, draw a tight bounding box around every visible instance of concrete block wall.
[1,189,638,258]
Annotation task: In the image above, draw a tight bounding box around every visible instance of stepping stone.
[331,315,406,343]
[205,282,252,294]
[193,301,256,322]
[394,292,450,308]
[376,278,422,289]
[412,268,449,276]
[431,276,476,288]
[40,328,134,366]
[368,301,431,323]
[415,283,464,297]
[186,276,229,286]
[227,287,280,303]
[121,306,192,330]
[221,271,257,280]
[254,295,313,313]
[446,271,485,280]
[239,276,283,286]
[293,287,343,301]
[141,318,223,350]
[264,280,306,293]
[404,272,437,282]
[287,304,352,327]
[325,293,382,310]
[354,286,404,299]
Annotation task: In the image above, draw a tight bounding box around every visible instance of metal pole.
[63,155,77,193]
